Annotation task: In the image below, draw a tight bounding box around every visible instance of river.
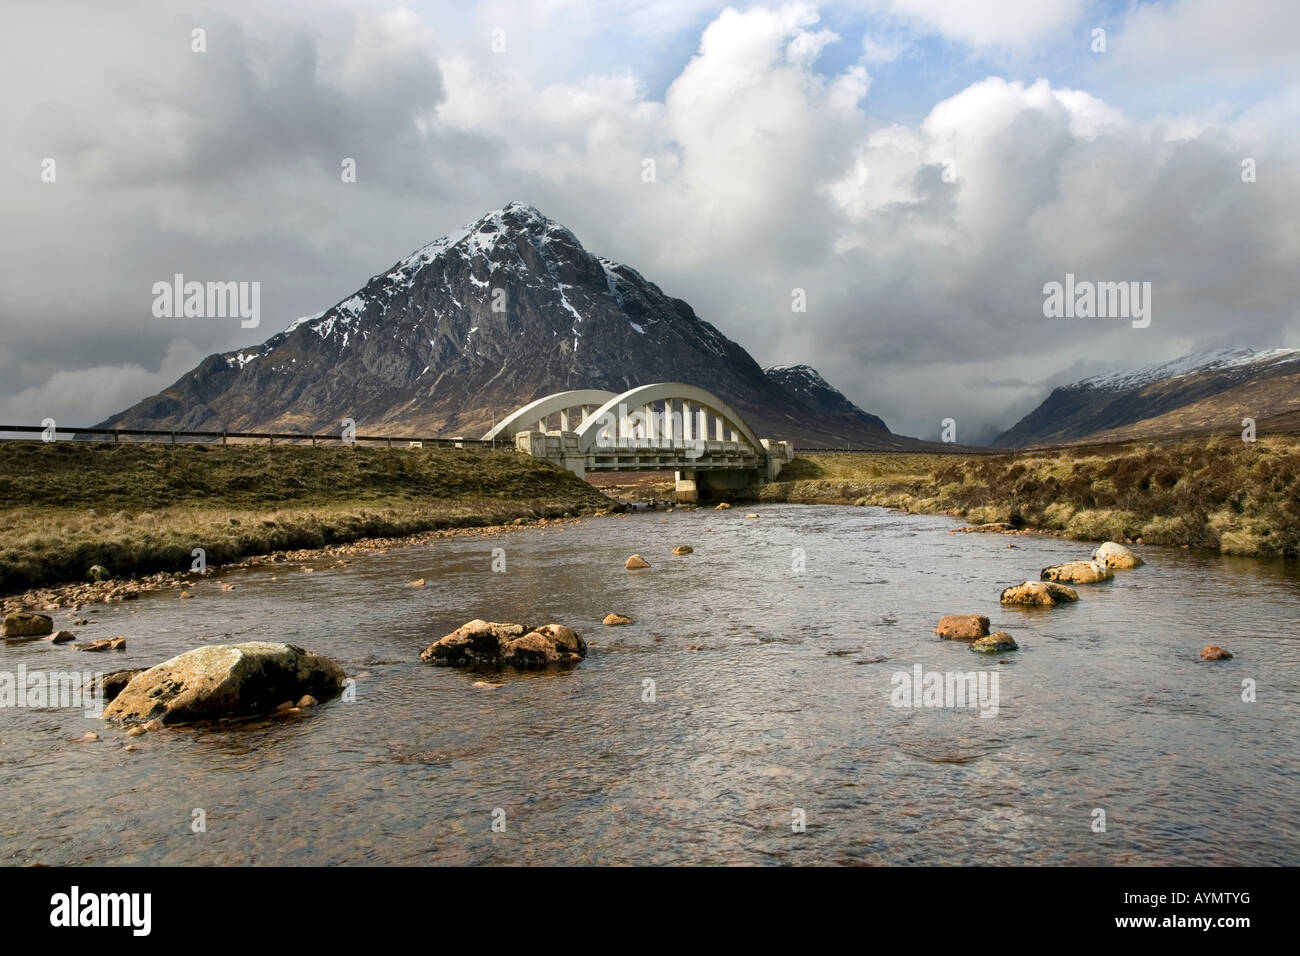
[2,504,1297,865]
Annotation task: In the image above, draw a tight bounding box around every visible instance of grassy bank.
[0,442,613,593]
[759,437,1300,558]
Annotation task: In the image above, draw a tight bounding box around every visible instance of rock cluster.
[420,620,586,669]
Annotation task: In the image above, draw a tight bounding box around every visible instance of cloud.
[871,0,1086,49]
[1106,0,1300,83]
[1,0,1297,442]
[1,341,206,430]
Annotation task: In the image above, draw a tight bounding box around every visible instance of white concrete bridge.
[482,383,793,501]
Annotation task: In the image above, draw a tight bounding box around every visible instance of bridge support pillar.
[674,469,699,503]
[693,468,760,502]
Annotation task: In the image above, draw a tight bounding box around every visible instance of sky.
[2,0,1297,443]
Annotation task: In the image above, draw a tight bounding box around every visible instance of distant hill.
[996,348,1300,447]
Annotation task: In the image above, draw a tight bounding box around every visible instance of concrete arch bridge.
[481,383,793,501]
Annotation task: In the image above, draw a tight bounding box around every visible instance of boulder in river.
[1040,561,1113,584]
[672,545,694,555]
[2,611,53,639]
[49,630,77,644]
[1200,645,1234,661]
[970,632,1018,653]
[1000,581,1079,606]
[1093,541,1144,569]
[420,620,586,669]
[715,503,731,510]
[603,613,633,626]
[102,642,345,725]
[935,615,990,640]
[625,555,650,569]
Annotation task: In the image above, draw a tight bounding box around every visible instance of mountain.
[996,348,1300,447]
[762,364,900,446]
[99,202,903,448]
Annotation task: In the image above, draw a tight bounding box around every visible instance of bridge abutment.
[674,469,699,502]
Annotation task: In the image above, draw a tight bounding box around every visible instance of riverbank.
[759,436,1300,558]
[0,442,615,595]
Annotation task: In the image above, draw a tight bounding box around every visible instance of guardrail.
[0,424,508,449]
[0,426,1012,455]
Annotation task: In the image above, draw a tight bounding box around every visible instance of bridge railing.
[0,424,511,450]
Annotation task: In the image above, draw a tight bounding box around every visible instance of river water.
[2,504,1297,865]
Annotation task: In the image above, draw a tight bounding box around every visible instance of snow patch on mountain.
[1075,347,1300,391]
[764,364,840,397]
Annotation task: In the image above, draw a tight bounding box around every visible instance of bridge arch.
[481,388,617,441]
[575,382,762,454]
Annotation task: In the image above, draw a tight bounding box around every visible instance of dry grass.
[762,438,1300,558]
[0,442,612,592]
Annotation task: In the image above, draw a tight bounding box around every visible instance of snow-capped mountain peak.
[101,202,900,447]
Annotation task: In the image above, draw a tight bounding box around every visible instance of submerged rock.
[625,555,650,569]
[603,613,633,626]
[420,619,586,669]
[102,642,345,725]
[1000,581,1079,606]
[78,637,126,652]
[971,632,1018,653]
[935,615,990,640]
[1094,541,1144,569]
[1200,645,1234,661]
[715,503,731,510]
[2,611,53,639]
[1040,561,1113,584]
[672,545,694,555]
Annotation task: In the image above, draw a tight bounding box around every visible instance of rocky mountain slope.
[996,348,1300,447]
[100,202,907,448]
